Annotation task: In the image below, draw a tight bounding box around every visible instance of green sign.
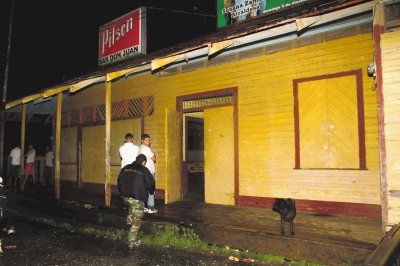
[217,0,308,28]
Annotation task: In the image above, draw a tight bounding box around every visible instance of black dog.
[272,198,296,236]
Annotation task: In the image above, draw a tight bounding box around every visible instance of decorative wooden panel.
[112,100,127,120]
[298,76,359,169]
[61,112,69,127]
[179,92,234,112]
[70,109,80,125]
[81,106,95,124]
[61,96,153,127]
[96,104,105,122]
[204,106,234,205]
[146,96,155,116]
[128,98,144,118]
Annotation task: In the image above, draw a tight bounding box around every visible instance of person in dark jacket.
[117,154,155,248]
[0,177,6,229]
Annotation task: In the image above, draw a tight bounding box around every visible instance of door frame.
[182,115,204,199]
[176,87,239,204]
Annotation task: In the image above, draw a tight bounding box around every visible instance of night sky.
[0,0,216,103]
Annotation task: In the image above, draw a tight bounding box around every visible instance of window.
[293,70,366,169]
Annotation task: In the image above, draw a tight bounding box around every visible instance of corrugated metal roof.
[2,0,370,112]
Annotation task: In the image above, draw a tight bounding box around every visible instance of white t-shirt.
[139,144,155,176]
[26,149,36,164]
[9,147,21,166]
[45,151,54,167]
[119,142,139,168]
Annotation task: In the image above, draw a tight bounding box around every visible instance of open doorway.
[177,88,237,205]
[184,112,204,202]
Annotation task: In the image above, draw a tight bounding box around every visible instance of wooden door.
[82,125,105,184]
[204,106,234,205]
[165,108,182,203]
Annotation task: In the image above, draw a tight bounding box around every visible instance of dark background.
[0,0,216,102]
[0,0,216,172]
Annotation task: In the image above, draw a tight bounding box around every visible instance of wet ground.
[1,184,384,265]
[0,216,264,266]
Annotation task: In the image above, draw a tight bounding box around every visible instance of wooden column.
[0,111,5,177]
[77,126,82,189]
[105,81,112,207]
[55,93,62,200]
[19,104,26,191]
[373,2,388,233]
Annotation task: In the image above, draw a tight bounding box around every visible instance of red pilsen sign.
[98,8,146,66]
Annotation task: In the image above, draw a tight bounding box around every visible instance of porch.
[17,183,383,265]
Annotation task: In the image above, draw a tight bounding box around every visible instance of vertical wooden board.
[298,80,329,168]
[82,125,105,184]
[20,105,26,180]
[382,31,400,225]
[60,127,77,163]
[60,127,77,181]
[165,108,182,203]
[298,75,359,169]
[326,76,359,168]
[204,106,235,205]
[55,94,62,199]
[143,114,165,189]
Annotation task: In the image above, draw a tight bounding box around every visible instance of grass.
[139,223,328,266]
[7,199,330,265]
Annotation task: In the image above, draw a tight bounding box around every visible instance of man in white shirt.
[25,144,36,184]
[8,145,21,188]
[44,146,54,186]
[139,133,157,214]
[119,133,139,169]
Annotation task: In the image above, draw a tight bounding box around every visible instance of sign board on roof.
[98,7,146,66]
[217,0,308,28]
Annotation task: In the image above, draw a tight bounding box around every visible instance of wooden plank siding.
[60,32,380,216]
[381,30,400,226]
[60,126,77,182]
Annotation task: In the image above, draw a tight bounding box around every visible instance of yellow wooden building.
[4,0,400,233]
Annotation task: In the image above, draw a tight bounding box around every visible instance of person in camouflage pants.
[118,154,155,249]
[122,197,144,246]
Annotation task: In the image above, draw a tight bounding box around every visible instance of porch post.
[19,104,26,191]
[0,112,4,176]
[105,81,112,207]
[55,92,62,200]
[373,1,388,233]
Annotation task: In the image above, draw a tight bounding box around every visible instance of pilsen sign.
[98,8,147,66]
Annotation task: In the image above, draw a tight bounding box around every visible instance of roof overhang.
[3,1,373,112]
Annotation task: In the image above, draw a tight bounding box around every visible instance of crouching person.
[117,154,155,249]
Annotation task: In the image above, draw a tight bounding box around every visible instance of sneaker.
[143,207,150,213]
[147,208,158,214]
[7,227,16,235]
[128,240,141,249]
